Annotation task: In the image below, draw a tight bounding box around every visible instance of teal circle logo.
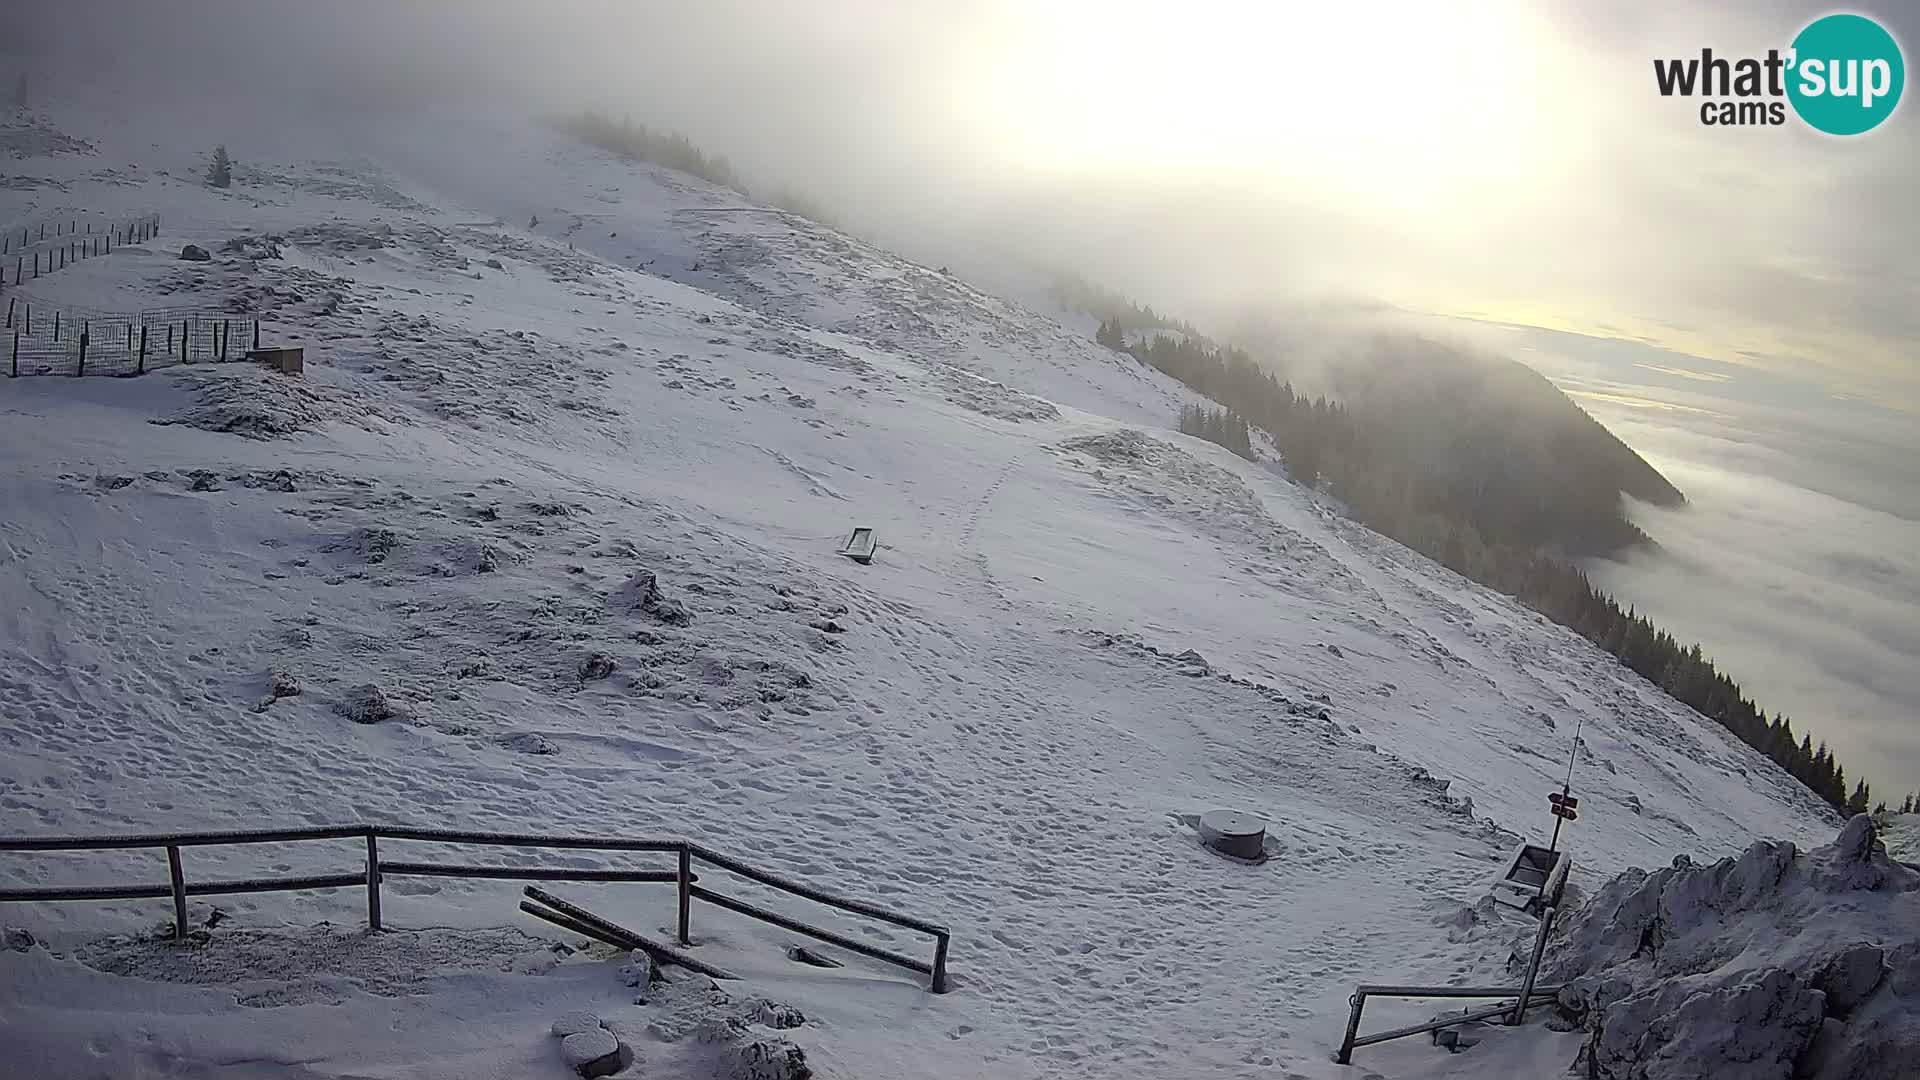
[1787,14,1904,135]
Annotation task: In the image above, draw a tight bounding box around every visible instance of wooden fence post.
[166,846,189,940]
[365,833,383,931]
[77,329,88,376]
[10,331,17,378]
[51,311,58,342]
[5,297,11,329]
[677,845,692,945]
[253,320,260,350]
[931,931,951,993]
[220,319,229,360]
[138,324,147,374]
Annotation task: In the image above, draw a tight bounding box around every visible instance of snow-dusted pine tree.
[207,145,232,188]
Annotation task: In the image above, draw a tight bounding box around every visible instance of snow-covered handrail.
[0,824,953,992]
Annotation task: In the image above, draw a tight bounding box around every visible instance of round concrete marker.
[1198,809,1267,860]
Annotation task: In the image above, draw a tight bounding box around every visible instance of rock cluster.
[1535,815,1919,1080]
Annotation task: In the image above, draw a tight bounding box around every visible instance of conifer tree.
[206,145,232,188]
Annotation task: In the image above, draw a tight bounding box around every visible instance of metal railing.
[0,823,952,992]
[1334,906,1559,1065]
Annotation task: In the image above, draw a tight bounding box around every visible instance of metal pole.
[252,320,260,350]
[77,329,87,376]
[365,833,382,930]
[166,845,188,940]
[931,931,951,993]
[5,297,11,329]
[137,324,147,374]
[9,331,16,378]
[52,311,58,341]
[1510,906,1556,1025]
[676,845,692,945]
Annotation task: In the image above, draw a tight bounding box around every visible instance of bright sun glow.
[965,0,1555,206]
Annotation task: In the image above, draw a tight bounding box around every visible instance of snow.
[1536,815,1920,1079]
[0,85,1844,1079]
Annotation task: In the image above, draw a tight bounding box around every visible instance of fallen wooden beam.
[522,886,738,981]
[521,899,625,948]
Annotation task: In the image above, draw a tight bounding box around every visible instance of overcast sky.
[13,0,1917,406]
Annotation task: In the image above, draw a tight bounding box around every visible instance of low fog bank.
[1528,337,1920,799]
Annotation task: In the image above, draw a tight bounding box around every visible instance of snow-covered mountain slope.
[0,93,1837,1080]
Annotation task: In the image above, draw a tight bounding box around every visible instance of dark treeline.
[561,110,743,193]
[1093,313,1872,819]
[1176,403,1253,460]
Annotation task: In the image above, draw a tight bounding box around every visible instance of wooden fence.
[0,823,951,992]
[5,299,260,377]
[0,214,160,288]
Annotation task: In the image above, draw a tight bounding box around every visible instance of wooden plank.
[522,886,737,981]
[690,883,931,976]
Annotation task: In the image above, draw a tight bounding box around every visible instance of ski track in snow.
[0,96,1838,1080]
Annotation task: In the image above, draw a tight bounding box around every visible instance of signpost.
[1546,788,1578,853]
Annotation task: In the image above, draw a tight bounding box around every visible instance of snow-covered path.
[0,94,1837,1079]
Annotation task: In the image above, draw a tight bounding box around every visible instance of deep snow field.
[0,82,1840,1080]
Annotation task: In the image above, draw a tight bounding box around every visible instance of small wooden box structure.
[838,527,877,565]
[247,346,303,375]
[1491,843,1569,911]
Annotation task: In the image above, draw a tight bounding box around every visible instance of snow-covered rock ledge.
[1526,815,1919,1079]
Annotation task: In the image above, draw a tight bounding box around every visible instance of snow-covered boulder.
[179,244,211,261]
[551,1011,605,1038]
[559,1027,623,1077]
[336,683,407,724]
[699,1019,811,1080]
[1539,815,1920,1080]
[612,570,693,626]
[618,949,654,989]
[551,1013,628,1077]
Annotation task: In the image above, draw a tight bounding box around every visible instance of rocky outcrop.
[612,570,692,626]
[1537,815,1920,1080]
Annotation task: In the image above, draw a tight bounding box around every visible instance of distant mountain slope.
[1175,305,1682,558]
[1310,331,1685,555]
